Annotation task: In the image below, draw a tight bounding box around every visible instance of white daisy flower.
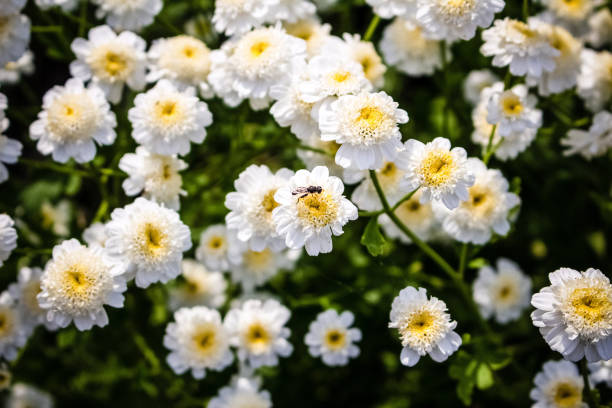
[208,376,272,408]
[283,18,333,57]
[147,35,214,98]
[326,33,386,88]
[351,159,412,211]
[270,61,320,141]
[389,286,462,366]
[577,49,612,113]
[481,18,560,77]
[164,306,233,379]
[486,82,542,138]
[415,0,505,42]
[539,0,601,28]
[562,111,612,159]
[0,0,26,16]
[265,0,317,24]
[70,25,147,104]
[168,259,227,311]
[319,91,408,170]
[380,18,444,77]
[105,197,192,288]
[379,189,436,243]
[0,214,17,267]
[530,360,586,408]
[208,25,306,107]
[224,298,293,368]
[196,224,231,272]
[296,135,346,180]
[9,267,58,331]
[0,13,30,68]
[305,309,361,366]
[366,0,417,18]
[35,0,77,11]
[6,383,53,408]
[129,80,212,156]
[398,137,474,210]
[586,9,612,48]
[212,0,272,37]
[0,50,34,84]
[0,128,23,184]
[531,267,612,362]
[436,158,520,244]
[119,146,187,210]
[0,291,29,361]
[38,239,126,331]
[471,90,538,161]
[225,164,294,252]
[91,0,162,32]
[272,166,358,256]
[29,78,116,163]
[82,222,107,248]
[463,69,499,105]
[473,258,532,324]
[589,359,612,387]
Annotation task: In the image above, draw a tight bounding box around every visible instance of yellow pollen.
[183,46,195,58]
[104,52,127,77]
[332,71,350,83]
[0,311,12,337]
[193,328,216,354]
[185,280,200,294]
[569,288,612,324]
[245,323,270,354]
[261,189,279,213]
[296,191,338,229]
[324,329,347,351]
[208,236,224,249]
[443,0,476,15]
[399,309,444,349]
[501,92,524,116]
[464,185,496,218]
[552,382,582,408]
[250,41,269,58]
[419,151,455,187]
[140,223,167,258]
[357,106,384,129]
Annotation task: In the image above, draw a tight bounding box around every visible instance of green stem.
[522,0,530,21]
[390,187,420,212]
[14,248,52,255]
[458,243,469,278]
[483,125,497,165]
[440,41,450,139]
[358,209,384,217]
[296,144,333,157]
[580,359,599,408]
[363,15,381,42]
[20,158,123,178]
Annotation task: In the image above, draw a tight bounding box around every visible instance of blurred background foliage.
[1,0,611,406]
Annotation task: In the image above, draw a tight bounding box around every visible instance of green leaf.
[476,364,494,390]
[360,216,389,257]
[468,258,487,269]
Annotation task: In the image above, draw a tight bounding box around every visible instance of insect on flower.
[292,185,323,199]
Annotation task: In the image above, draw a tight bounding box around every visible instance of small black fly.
[292,185,323,199]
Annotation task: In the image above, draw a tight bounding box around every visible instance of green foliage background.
[1,0,611,406]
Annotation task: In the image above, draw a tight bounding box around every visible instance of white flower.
[283,18,332,57]
[208,376,272,408]
[196,224,231,272]
[38,239,126,331]
[326,33,386,88]
[208,25,307,107]
[29,78,116,163]
[562,111,612,159]
[228,243,300,293]
[0,214,17,267]
[531,267,612,362]
[389,286,462,366]
[164,306,233,379]
[169,259,227,311]
[0,13,30,68]
[35,0,77,11]
[0,50,34,84]
[273,166,358,256]
[6,383,53,408]
[486,82,542,138]
[82,222,107,248]
[530,360,587,408]
[577,49,612,113]
[463,69,499,105]
[471,90,537,161]
[436,158,520,244]
[379,189,436,243]
[105,197,192,288]
[0,128,22,184]
[416,0,505,41]
[119,146,187,210]
[0,291,28,361]
[91,0,162,32]
[225,164,294,252]
[265,0,317,24]
[366,0,418,18]
[212,0,272,37]
[398,137,474,210]
[305,309,361,366]
[586,9,612,48]
[351,159,412,211]
[473,258,532,324]
[147,35,214,98]
[380,18,444,77]
[9,267,58,331]
[40,200,71,237]
[129,80,212,156]
[481,18,560,77]
[269,60,320,141]
[589,359,612,387]
[319,91,408,170]
[539,0,601,27]
[224,299,293,368]
[0,0,26,16]
[70,25,147,104]
[296,135,346,180]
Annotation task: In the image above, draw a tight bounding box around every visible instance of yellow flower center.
[296,191,339,229]
[154,100,184,127]
[104,52,127,77]
[332,71,351,83]
[463,185,497,218]
[500,91,524,116]
[243,249,274,271]
[419,150,456,187]
[569,287,612,325]
[324,329,347,351]
[0,309,14,339]
[250,41,269,58]
[46,94,99,142]
[261,189,279,213]
[441,0,476,15]
[139,222,168,259]
[357,106,384,130]
[208,236,225,250]
[552,382,582,408]
[509,20,538,39]
[192,327,217,355]
[245,322,270,354]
